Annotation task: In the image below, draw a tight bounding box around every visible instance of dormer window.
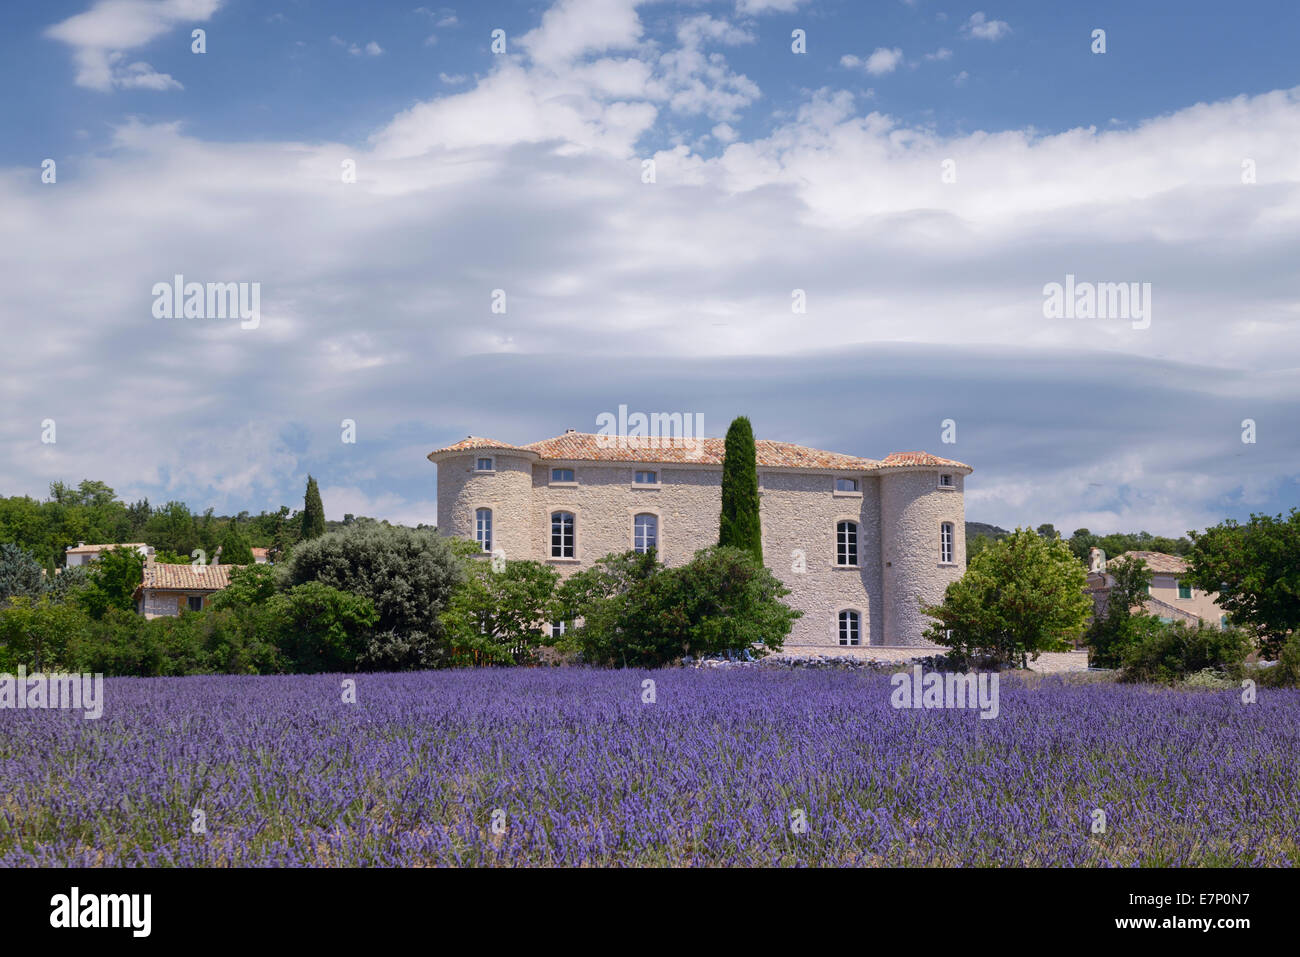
[551,468,575,483]
[938,474,955,488]
[834,477,860,493]
[475,457,494,472]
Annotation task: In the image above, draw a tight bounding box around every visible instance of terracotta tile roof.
[431,435,525,454]
[431,432,972,472]
[251,547,270,558]
[66,542,149,555]
[140,563,241,592]
[1110,550,1188,574]
[879,452,969,469]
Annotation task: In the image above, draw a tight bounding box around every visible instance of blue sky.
[2,0,1299,537]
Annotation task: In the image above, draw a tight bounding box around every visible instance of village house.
[428,430,972,650]
[133,559,241,619]
[1086,548,1228,628]
[64,542,154,567]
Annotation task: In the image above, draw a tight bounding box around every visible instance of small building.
[251,547,271,564]
[1086,549,1227,628]
[133,562,241,619]
[65,542,154,567]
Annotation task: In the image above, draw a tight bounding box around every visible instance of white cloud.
[924,47,952,61]
[45,0,220,91]
[844,47,904,76]
[963,12,1011,41]
[735,0,807,12]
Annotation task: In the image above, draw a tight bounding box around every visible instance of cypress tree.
[219,522,255,565]
[301,475,326,541]
[719,416,763,563]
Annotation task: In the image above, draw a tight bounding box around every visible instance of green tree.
[1083,554,1155,668]
[1036,523,1058,541]
[1182,509,1300,658]
[0,597,91,671]
[558,546,797,667]
[268,582,377,673]
[440,549,560,665]
[79,546,145,619]
[301,476,326,541]
[718,416,762,563]
[219,522,255,565]
[0,543,45,602]
[281,522,461,668]
[212,564,280,610]
[922,527,1092,668]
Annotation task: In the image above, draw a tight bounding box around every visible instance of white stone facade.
[429,434,971,649]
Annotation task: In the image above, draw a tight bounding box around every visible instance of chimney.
[565,428,576,434]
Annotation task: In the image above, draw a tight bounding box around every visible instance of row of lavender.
[2,670,1296,866]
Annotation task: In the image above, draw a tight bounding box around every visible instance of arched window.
[836,521,858,566]
[940,522,954,564]
[551,511,575,558]
[475,508,492,553]
[838,610,861,646]
[633,513,658,553]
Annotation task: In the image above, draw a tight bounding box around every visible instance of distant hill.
[966,522,1009,541]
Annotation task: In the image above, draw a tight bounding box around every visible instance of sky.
[2,0,1298,537]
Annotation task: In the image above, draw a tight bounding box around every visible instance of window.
[551,620,568,638]
[635,470,657,484]
[475,457,493,472]
[634,513,658,554]
[1220,615,1229,629]
[836,521,858,566]
[940,522,954,564]
[551,511,575,558]
[187,596,204,612]
[1177,582,1192,600]
[475,508,492,552]
[835,477,859,492]
[939,474,954,488]
[838,610,861,646]
[551,468,574,483]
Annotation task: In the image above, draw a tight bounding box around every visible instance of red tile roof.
[139,563,241,592]
[66,542,150,555]
[430,432,971,473]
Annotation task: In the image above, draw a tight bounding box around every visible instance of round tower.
[428,440,538,561]
[878,466,968,645]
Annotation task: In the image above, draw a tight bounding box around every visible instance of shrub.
[1256,632,1300,688]
[0,597,92,671]
[1119,620,1251,684]
[922,527,1092,669]
[280,523,461,665]
[440,551,560,665]
[557,546,798,667]
[268,582,377,673]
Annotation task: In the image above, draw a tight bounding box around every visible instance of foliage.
[1118,620,1251,685]
[0,543,45,602]
[440,551,560,665]
[43,564,90,602]
[1084,555,1155,668]
[1182,508,1300,658]
[922,527,1092,668]
[78,546,145,620]
[219,522,256,566]
[267,583,378,673]
[300,475,326,542]
[557,546,797,667]
[1066,527,1193,566]
[718,416,762,563]
[1255,633,1300,688]
[0,597,91,672]
[280,522,462,665]
[213,564,280,610]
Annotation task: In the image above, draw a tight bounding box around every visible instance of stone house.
[133,561,241,619]
[1086,549,1227,628]
[428,430,972,650]
[65,542,154,567]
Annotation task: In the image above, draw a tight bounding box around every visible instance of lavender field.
[1,670,1297,867]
